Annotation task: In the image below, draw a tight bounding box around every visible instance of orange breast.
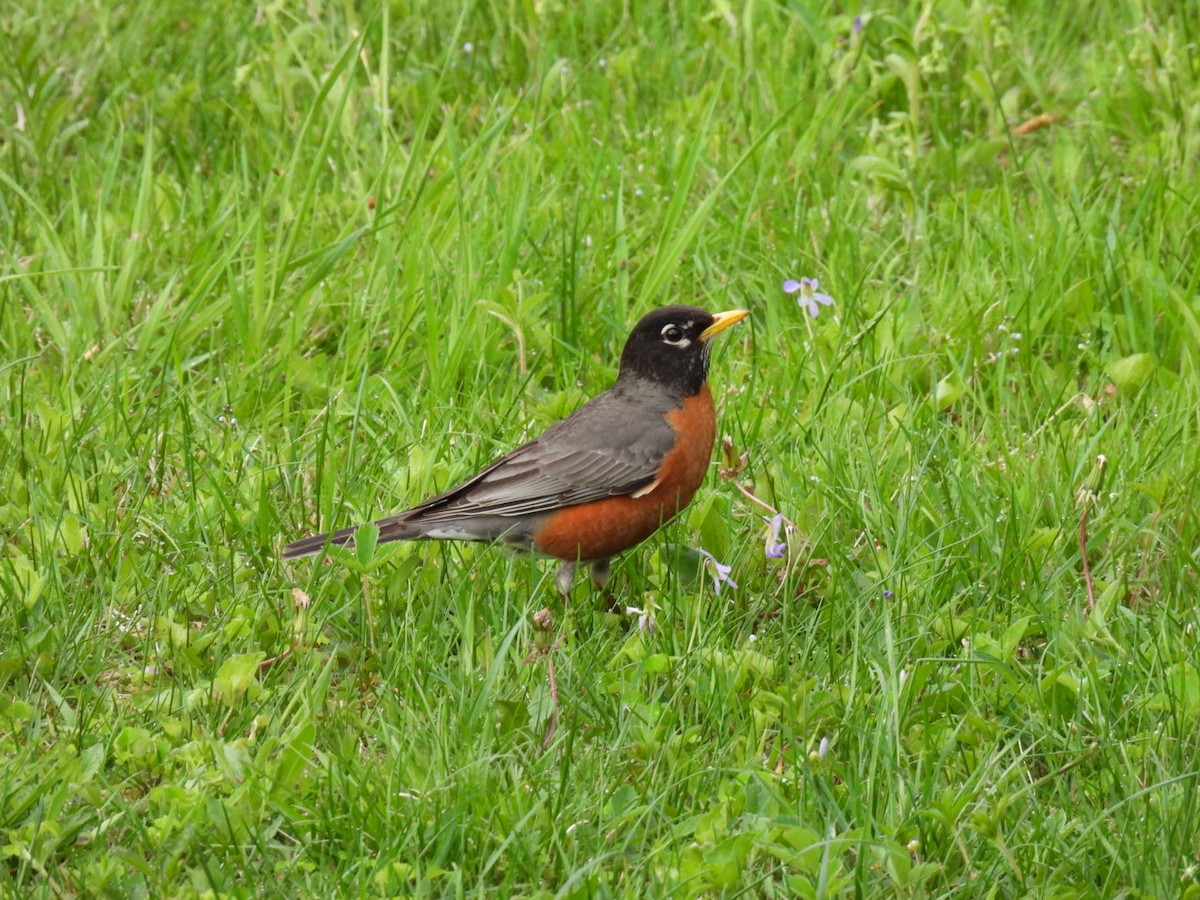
[533,385,716,562]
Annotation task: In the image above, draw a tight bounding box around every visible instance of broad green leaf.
[355,522,379,567]
[213,653,265,703]
[933,371,966,411]
[1106,352,1154,389]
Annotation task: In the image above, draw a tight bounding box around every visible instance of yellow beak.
[699,308,751,342]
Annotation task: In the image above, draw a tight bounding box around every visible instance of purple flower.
[696,549,737,593]
[853,15,863,34]
[783,277,835,318]
[765,513,787,559]
[882,589,895,600]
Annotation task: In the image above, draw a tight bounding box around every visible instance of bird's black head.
[616,305,749,397]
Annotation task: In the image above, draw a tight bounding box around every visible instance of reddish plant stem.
[259,645,293,669]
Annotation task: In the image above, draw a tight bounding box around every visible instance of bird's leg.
[589,557,611,592]
[554,561,577,602]
[589,558,623,617]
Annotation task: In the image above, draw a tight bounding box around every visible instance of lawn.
[2,0,1199,896]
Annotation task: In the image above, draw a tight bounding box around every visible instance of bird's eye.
[660,324,687,345]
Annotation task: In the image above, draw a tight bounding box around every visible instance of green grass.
[2,0,1199,895]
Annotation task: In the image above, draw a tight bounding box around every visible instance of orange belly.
[532,385,716,561]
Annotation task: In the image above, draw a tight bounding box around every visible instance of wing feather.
[400,387,677,525]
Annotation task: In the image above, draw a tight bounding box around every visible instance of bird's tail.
[282,516,421,559]
[281,524,359,559]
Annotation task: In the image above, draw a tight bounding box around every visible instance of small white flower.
[625,606,657,634]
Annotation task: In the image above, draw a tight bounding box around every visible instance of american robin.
[283,305,749,599]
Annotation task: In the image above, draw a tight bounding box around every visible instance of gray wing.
[400,386,678,523]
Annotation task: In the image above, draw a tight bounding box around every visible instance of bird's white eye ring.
[661,324,687,345]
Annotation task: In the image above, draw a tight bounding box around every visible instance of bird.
[283,305,749,600]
